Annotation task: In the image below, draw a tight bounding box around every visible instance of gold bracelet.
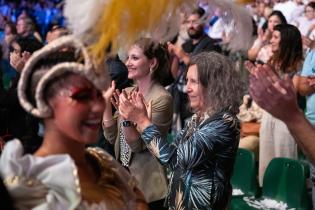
[102,118,115,128]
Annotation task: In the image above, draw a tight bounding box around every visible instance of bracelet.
[103,118,114,122]
[102,118,114,128]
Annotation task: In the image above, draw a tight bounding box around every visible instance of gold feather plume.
[64,0,252,65]
[64,0,187,64]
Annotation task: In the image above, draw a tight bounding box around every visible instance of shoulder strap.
[192,35,212,55]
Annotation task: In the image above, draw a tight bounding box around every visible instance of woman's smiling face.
[48,74,105,145]
[270,30,281,52]
[186,64,206,113]
[125,45,152,80]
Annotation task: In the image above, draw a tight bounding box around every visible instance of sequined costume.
[0,140,145,210]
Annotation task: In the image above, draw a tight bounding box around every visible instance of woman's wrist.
[254,39,264,49]
[136,117,152,133]
[182,54,190,65]
[102,117,115,128]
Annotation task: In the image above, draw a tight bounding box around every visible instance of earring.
[149,67,154,73]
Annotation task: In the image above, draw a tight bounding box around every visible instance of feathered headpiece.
[18,35,109,118]
[64,0,253,64]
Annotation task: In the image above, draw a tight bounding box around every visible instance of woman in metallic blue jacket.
[119,51,244,210]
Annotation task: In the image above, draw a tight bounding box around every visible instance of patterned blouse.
[141,111,240,210]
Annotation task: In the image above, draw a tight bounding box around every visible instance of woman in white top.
[293,2,315,37]
[257,24,304,185]
[248,10,287,64]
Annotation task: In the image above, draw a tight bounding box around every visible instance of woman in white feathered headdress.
[0,36,148,210]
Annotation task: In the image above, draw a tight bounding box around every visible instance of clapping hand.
[249,64,299,122]
[111,89,121,111]
[10,51,31,72]
[102,81,124,111]
[167,42,189,64]
[119,90,152,130]
[102,81,115,100]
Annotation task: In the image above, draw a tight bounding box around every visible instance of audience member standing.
[119,51,243,210]
[256,24,303,185]
[248,10,287,63]
[167,7,222,132]
[103,38,172,210]
[16,16,42,42]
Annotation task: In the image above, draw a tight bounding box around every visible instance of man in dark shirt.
[167,7,221,129]
[168,7,221,66]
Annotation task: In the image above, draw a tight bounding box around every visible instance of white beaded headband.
[18,35,108,118]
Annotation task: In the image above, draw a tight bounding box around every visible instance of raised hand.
[102,81,115,102]
[257,28,270,43]
[10,51,31,73]
[119,91,152,131]
[257,27,265,42]
[119,91,144,119]
[130,91,152,120]
[10,52,23,72]
[21,51,31,63]
[249,66,299,122]
[167,42,188,62]
[102,81,117,127]
[111,89,121,111]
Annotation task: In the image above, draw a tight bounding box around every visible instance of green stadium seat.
[231,157,311,210]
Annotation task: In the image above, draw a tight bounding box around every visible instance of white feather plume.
[64,0,109,38]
